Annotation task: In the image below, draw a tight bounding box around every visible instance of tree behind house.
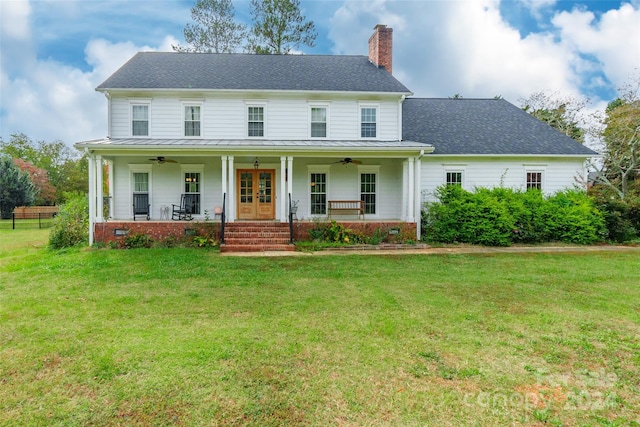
[173,0,246,53]
[520,91,586,143]
[0,155,35,219]
[0,133,85,203]
[247,0,317,54]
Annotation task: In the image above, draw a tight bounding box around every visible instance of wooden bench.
[328,200,364,220]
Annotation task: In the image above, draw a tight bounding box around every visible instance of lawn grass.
[1,231,639,426]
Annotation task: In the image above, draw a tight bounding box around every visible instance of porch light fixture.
[254,157,259,170]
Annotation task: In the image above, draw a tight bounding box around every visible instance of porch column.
[280,156,287,222]
[287,156,293,217]
[87,153,96,245]
[414,156,422,239]
[96,155,104,222]
[407,157,415,222]
[402,160,408,221]
[106,160,114,219]
[221,156,228,213]
[227,156,235,221]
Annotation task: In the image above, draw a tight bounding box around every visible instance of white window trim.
[180,164,205,217]
[307,165,330,217]
[357,165,380,217]
[524,164,547,191]
[358,102,379,140]
[128,164,153,219]
[129,100,151,138]
[443,164,466,188]
[182,101,204,138]
[308,102,330,139]
[245,101,268,138]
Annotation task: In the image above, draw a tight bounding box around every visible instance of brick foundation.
[94,220,416,246]
[94,221,220,245]
[292,221,416,242]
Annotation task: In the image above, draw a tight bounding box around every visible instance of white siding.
[110,98,130,138]
[290,158,403,220]
[110,156,223,220]
[421,157,587,202]
[109,94,401,141]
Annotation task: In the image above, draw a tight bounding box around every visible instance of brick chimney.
[368,24,393,74]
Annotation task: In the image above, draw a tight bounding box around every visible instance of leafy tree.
[247,0,317,54]
[594,77,640,200]
[0,154,36,219]
[173,0,246,53]
[520,91,586,143]
[13,158,56,205]
[0,133,84,202]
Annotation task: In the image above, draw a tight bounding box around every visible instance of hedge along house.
[75,25,597,251]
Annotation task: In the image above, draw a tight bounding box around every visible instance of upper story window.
[184,105,201,137]
[310,107,327,138]
[131,105,149,136]
[248,106,264,137]
[360,106,377,138]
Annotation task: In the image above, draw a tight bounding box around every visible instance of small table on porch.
[160,205,170,220]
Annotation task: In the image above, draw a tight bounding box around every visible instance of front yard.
[1,230,639,425]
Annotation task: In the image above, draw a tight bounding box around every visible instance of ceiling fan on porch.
[148,156,177,164]
[334,157,362,165]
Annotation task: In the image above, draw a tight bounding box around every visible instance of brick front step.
[220,244,295,253]
[221,221,293,252]
[224,238,291,245]
[225,231,290,239]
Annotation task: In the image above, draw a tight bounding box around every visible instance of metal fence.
[0,212,57,230]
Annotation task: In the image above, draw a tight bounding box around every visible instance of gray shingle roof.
[97,52,412,93]
[402,98,598,156]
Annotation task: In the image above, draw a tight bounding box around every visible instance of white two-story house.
[76,25,596,249]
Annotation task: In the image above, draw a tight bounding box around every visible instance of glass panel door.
[237,169,276,220]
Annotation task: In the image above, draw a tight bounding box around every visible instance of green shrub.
[49,192,89,249]
[422,186,606,246]
[544,190,607,244]
[123,233,153,249]
[423,186,513,246]
[589,186,640,242]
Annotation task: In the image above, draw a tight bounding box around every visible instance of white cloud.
[0,0,31,40]
[517,0,557,20]
[327,0,582,102]
[328,0,635,107]
[552,3,640,90]
[1,35,179,145]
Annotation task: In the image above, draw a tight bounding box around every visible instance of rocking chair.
[132,193,150,221]
[172,194,195,221]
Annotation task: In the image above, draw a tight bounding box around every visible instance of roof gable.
[403,98,598,156]
[97,52,411,94]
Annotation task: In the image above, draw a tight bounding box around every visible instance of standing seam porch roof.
[97,52,412,94]
[75,138,433,152]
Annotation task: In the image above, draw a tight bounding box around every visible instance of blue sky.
[1,0,638,147]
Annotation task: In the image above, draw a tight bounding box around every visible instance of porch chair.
[172,194,195,221]
[132,193,150,221]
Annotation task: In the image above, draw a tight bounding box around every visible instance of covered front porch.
[80,141,432,246]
